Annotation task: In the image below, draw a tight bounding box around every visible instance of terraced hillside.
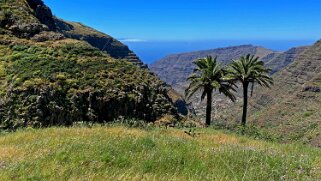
[0,0,188,129]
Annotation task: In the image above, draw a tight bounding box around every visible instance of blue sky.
[44,0,321,41]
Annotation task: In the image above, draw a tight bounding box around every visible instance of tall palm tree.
[227,54,273,126]
[185,56,236,126]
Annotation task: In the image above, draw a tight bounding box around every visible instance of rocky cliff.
[263,46,308,74]
[0,0,189,129]
[150,45,274,92]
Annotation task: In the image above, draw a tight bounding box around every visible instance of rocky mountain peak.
[0,0,147,68]
[26,0,56,31]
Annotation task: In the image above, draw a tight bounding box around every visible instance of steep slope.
[149,45,276,116]
[222,40,321,147]
[150,45,274,92]
[0,0,146,68]
[150,45,309,119]
[55,20,146,67]
[0,0,188,129]
[264,46,308,74]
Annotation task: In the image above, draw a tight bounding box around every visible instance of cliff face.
[0,0,189,129]
[264,46,308,74]
[26,0,56,31]
[150,45,274,91]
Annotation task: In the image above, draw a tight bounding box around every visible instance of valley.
[0,0,320,180]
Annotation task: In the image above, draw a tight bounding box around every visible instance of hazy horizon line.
[119,38,318,43]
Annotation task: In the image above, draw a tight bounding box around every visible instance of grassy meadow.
[0,125,320,180]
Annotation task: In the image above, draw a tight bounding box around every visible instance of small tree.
[227,54,273,126]
[185,56,236,126]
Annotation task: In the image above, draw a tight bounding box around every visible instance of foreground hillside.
[0,0,189,128]
[0,126,320,180]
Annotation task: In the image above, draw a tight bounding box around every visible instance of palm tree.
[185,56,236,126]
[227,54,273,126]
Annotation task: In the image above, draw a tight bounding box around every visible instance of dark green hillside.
[0,0,188,129]
[0,35,178,128]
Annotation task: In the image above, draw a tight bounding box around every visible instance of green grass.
[0,126,320,180]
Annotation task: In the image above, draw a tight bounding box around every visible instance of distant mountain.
[0,0,189,128]
[150,44,310,125]
[150,45,275,93]
[149,45,276,117]
[220,40,321,146]
[263,46,308,74]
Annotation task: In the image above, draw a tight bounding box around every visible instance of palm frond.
[185,56,236,102]
[226,54,273,88]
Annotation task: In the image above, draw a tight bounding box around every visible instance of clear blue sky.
[43,0,321,41]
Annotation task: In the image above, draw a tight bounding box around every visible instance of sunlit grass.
[0,126,320,180]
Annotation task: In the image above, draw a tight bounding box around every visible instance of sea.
[122,39,316,65]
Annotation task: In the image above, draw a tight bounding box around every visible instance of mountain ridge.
[150,40,321,146]
[150,44,275,93]
[0,0,147,67]
[220,40,321,146]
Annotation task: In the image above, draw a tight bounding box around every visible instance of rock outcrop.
[0,0,147,68]
[26,0,56,31]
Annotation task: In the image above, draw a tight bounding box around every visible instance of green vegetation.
[0,0,320,180]
[0,35,176,129]
[185,56,235,126]
[0,126,320,180]
[0,0,39,25]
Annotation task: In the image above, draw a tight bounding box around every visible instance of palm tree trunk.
[242,82,249,126]
[206,90,212,126]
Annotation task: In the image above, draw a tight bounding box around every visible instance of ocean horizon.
[122,39,316,64]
